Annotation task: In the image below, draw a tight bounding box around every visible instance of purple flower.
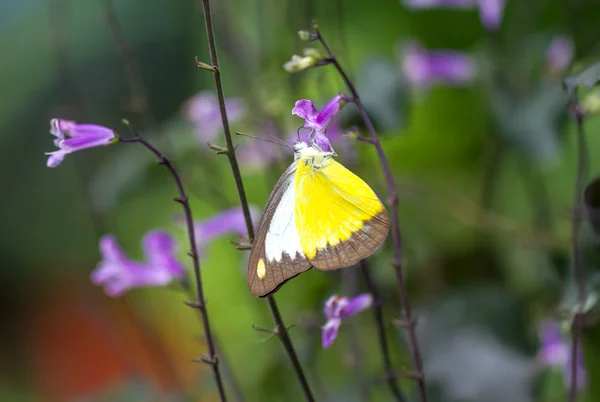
[322,293,373,349]
[91,231,186,297]
[292,95,344,133]
[193,206,261,257]
[537,319,586,389]
[545,36,574,75]
[183,91,246,143]
[401,41,477,90]
[401,0,505,30]
[46,119,117,167]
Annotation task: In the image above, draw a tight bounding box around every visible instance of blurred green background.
[2,0,600,401]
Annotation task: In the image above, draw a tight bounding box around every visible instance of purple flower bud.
[183,91,246,143]
[545,36,573,75]
[322,293,373,348]
[46,119,117,167]
[292,95,344,133]
[91,231,186,297]
[401,41,477,90]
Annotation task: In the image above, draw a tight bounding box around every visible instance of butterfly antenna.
[235,132,292,148]
[266,134,292,147]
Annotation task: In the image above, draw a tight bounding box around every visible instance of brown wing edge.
[309,208,390,271]
[247,164,312,297]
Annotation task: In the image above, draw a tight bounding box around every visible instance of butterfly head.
[293,136,337,164]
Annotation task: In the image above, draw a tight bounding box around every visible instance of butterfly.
[247,134,390,297]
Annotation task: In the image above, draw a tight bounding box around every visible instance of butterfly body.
[248,140,390,297]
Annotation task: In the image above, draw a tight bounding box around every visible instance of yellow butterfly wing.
[294,158,390,270]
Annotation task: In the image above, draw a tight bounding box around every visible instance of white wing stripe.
[265,176,303,262]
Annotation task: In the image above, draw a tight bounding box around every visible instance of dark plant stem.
[568,100,588,402]
[314,27,427,402]
[120,132,228,402]
[360,260,406,402]
[102,0,154,126]
[198,1,315,401]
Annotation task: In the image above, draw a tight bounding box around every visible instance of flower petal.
[312,132,334,153]
[292,100,319,128]
[340,293,373,319]
[45,150,69,168]
[49,119,75,139]
[61,129,116,151]
[322,318,341,349]
[142,231,186,278]
[66,124,115,139]
[99,235,127,262]
[183,91,246,143]
[315,95,343,129]
[323,294,349,320]
[194,206,259,244]
[477,0,505,30]
[402,41,476,89]
[402,0,476,8]
[546,36,573,74]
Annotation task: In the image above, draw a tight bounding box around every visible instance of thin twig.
[197,1,315,401]
[120,129,228,402]
[101,0,154,126]
[313,25,427,402]
[360,260,406,402]
[568,99,588,402]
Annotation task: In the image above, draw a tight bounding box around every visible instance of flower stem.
[120,132,228,402]
[568,99,588,402]
[198,1,315,401]
[360,260,406,402]
[313,26,427,402]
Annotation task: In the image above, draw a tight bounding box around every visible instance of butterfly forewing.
[248,162,312,297]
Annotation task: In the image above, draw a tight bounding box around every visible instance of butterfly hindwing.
[294,158,390,270]
[248,162,312,297]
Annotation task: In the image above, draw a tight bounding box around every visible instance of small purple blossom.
[193,206,261,257]
[402,0,505,30]
[401,41,477,90]
[292,95,344,133]
[183,91,246,143]
[545,36,574,75]
[322,293,373,349]
[537,319,586,390]
[46,119,117,167]
[91,231,186,297]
